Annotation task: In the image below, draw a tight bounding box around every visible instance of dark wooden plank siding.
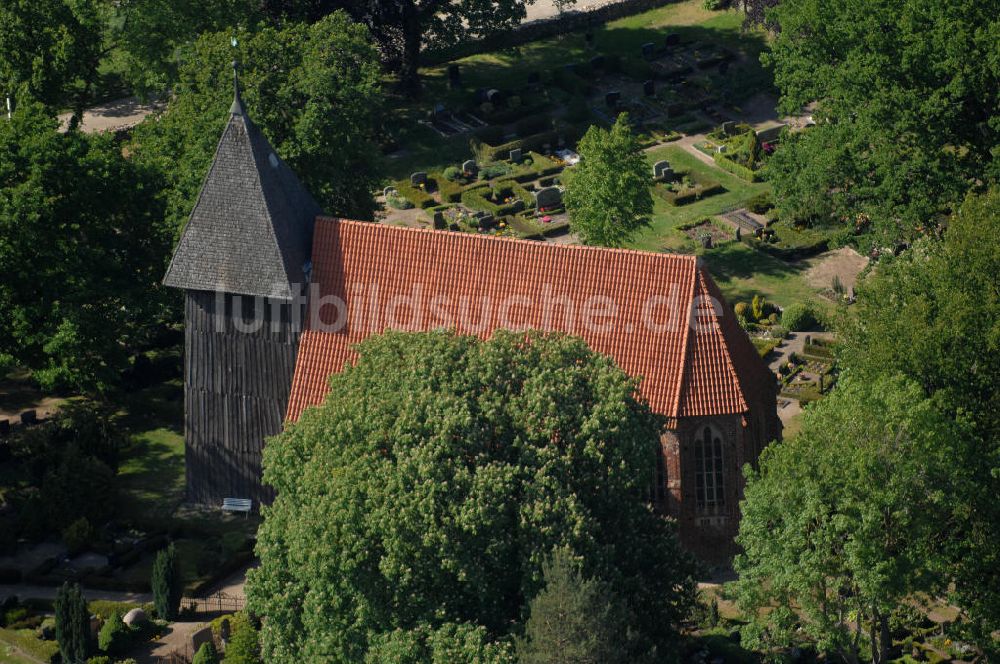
[183,290,302,505]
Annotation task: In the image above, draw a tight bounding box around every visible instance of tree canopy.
[0,103,171,393]
[564,114,652,248]
[131,10,384,233]
[246,330,697,662]
[837,188,1000,642]
[733,374,970,664]
[763,0,1000,245]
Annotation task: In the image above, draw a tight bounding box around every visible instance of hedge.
[0,628,59,663]
[713,152,762,182]
[434,174,465,203]
[474,130,560,162]
[496,179,535,208]
[461,185,521,216]
[394,181,436,209]
[653,181,724,206]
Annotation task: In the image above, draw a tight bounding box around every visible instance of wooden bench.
[222,498,252,517]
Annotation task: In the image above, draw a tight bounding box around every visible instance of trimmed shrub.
[393,181,435,209]
[192,641,220,664]
[713,152,761,182]
[443,166,461,181]
[515,114,552,138]
[98,613,131,655]
[781,303,818,331]
[434,175,465,203]
[653,180,724,206]
[62,518,93,556]
[473,130,560,162]
[479,162,513,180]
[746,191,773,214]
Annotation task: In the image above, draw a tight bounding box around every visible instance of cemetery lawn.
[116,377,186,522]
[384,1,772,179]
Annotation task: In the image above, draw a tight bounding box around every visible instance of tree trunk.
[398,0,422,98]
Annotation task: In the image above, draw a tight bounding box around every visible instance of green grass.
[115,378,186,522]
[630,145,770,252]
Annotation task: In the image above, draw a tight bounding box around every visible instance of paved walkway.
[58,96,165,134]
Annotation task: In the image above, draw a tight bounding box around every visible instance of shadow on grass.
[701,241,808,302]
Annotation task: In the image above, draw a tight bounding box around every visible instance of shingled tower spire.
[164,66,322,506]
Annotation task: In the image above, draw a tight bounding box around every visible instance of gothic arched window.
[694,425,725,514]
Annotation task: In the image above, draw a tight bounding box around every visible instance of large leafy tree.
[837,188,1000,643]
[732,375,970,664]
[0,103,171,394]
[258,0,560,95]
[131,10,383,233]
[246,330,697,662]
[762,0,1000,245]
[0,0,103,123]
[564,114,652,248]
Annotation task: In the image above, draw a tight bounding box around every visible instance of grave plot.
[679,218,734,248]
[651,166,725,206]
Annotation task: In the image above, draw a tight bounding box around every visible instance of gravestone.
[479,214,495,227]
[643,79,655,97]
[0,420,9,437]
[589,55,605,70]
[432,211,446,229]
[190,626,213,654]
[716,144,728,154]
[448,64,461,88]
[699,234,713,249]
[219,618,231,645]
[383,186,397,198]
[509,148,522,163]
[462,159,478,174]
[721,120,737,135]
[605,91,621,108]
[410,172,427,186]
[735,227,741,241]
[512,200,526,213]
[641,42,656,61]
[474,88,489,104]
[20,410,36,426]
[652,160,672,180]
[431,103,447,120]
[665,33,680,47]
[535,187,562,209]
[486,89,503,106]
[719,61,730,75]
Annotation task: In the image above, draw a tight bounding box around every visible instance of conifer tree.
[54,582,90,664]
[152,543,182,620]
[516,548,654,664]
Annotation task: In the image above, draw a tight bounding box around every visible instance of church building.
[164,85,780,553]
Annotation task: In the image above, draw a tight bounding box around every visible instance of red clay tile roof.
[285,218,773,423]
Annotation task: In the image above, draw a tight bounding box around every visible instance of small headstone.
[643,79,655,97]
[383,186,397,198]
[735,227,741,241]
[535,187,562,209]
[665,33,680,47]
[719,61,730,75]
[20,410,36,426]
[432,103,447,120]
[641,42,656,61]
[122,608,147,626]
[432,211,445,229]
[605,91,621,108]
[589,55,605,70]
[479,214,495,227]
[509,148,522,163]
[191,626,213,653]
[410,172,427,186]
[486,89,503,106]
[461,159,477,174]
[652,160,672,180]
[0,420,9,437]
[447,64,461,88]
[219,618,231,644]
[700,234,713,249]
[721,120,737,135]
